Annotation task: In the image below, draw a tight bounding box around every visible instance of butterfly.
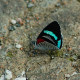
[33,21,63,51]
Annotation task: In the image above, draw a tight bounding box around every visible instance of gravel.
[0,0,80,80]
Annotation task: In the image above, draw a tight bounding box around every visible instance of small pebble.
[72,55,77,60]
[74,37,77,39]
[0,75,5,80]
[26,20,30,23]
[55,3,61,7]
[63,53,70,57]
[65,74,70,78]
[21,71,25,76]
[15,77,27,80]
[27,3,34,8]
[51,56,54,59]
[71,72,77,76]
[5,70,12,79]
[71,62,77,67]
[11,19,16,24]
[8,26,15,31]
[16,44,22,49]
[17,18,22,22]
[17,18,24,25]
[67,47,72,51]
[16,23,21,27]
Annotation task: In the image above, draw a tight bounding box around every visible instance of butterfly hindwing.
[35,21,62,50]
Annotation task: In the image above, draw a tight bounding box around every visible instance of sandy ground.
[0,0,80,80]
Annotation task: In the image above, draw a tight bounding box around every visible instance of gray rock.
[16,23,21,27]
[69,73,80,80]
[15,43,22,49]
[8,26,15,31]
[55,2,61,7]
[11,19,16,25]
[27,3,34,8]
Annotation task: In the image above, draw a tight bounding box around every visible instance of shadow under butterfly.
[33,21,63,51]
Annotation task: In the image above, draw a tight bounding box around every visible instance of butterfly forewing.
[35,21,62,50]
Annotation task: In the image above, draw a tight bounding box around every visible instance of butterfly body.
[34,21,63,50]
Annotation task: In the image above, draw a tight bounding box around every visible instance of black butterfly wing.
[36,21,62,49]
